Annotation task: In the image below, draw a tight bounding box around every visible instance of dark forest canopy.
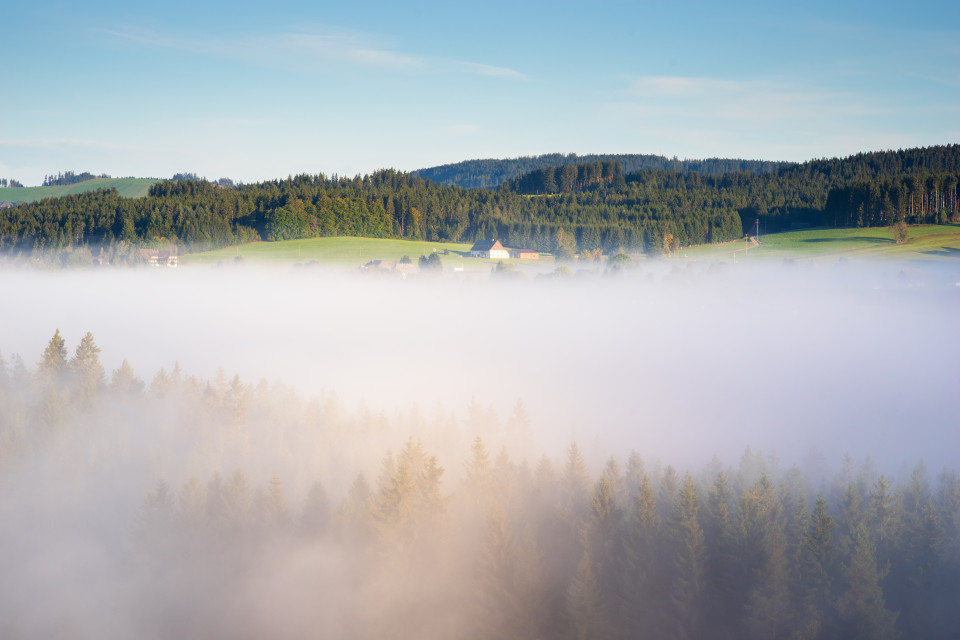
[1,332,958,639]
[0,145,958,262]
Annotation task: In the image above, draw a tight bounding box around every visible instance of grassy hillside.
[677,224,960,262]
[0,178,158,203]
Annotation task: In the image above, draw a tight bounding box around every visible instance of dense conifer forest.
[0,145,957,264]
[1,332,957,639]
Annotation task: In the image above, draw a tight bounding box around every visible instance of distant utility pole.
[756,218,760,242]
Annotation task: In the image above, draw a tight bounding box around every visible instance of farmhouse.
[511,248,539,259]
[139,246,179,267]
[469,239,510,259]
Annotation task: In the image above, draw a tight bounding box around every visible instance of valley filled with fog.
[1,259,957,638]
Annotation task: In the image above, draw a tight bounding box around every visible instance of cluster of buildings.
[358,239,539,276]
[469,239,538,260]
[139,246,179,267]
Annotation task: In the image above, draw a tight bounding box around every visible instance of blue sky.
[2,0,957,185]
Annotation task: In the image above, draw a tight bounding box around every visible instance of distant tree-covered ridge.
[413,152,791,188]
[1,145,958,262]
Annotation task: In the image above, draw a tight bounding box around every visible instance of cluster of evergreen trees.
[1,146,957,263]
[42,171,110,187]
[824,174,960,227]
[0,178,24,188]
[126,443,959,639]
[1,332,957,639]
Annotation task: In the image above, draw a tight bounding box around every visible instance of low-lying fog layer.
[0,259,957,639]
[2,260,957,471]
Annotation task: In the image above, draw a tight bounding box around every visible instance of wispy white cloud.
[98,27,179,50]
[461,62,529,80]
[98,25,428,72]
[271,31,424,70]
[98,25,526,79]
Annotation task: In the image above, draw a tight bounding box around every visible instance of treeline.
[1,333,958,639]
[127,446,958,639]
[413,152,791,189]
[0,178,24,188]
[0,185,261,261]
[1,146,958,262]
[0,169,744,258]
[824,174,960,227]
[416,147,960,191]
[42,171,110,186]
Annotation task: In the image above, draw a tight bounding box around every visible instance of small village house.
[469,239,510,259]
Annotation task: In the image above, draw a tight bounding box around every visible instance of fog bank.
[1,260,956,471]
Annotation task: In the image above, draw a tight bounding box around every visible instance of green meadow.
[0,178,158,203]
[182,225,960,270]
[676,224,960,262]
[183,236,562,272]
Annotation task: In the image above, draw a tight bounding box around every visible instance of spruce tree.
[38,329,67,380]
[837,524,898,640]
[667,473,705,640]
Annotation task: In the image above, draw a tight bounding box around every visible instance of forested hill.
[413,153,790,189]
[497,145,960,229]
[1,145,958,264]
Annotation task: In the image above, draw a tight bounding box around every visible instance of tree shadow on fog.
[801,237,892,244]
[920,246,960,258]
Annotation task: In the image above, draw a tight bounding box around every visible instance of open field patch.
[183,236,564,273]
[677,224,960,263]
[0,178,158,203]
